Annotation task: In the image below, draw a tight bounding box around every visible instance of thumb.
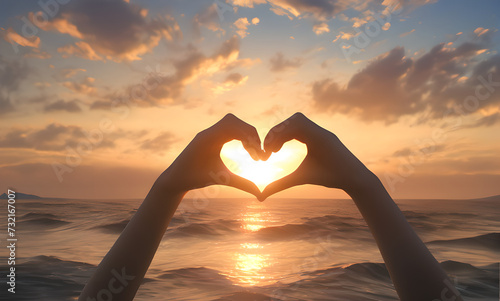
[260,172,303,201]
[226,172,261,199]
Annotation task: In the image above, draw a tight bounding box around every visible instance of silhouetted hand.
[260,112,375,200]
[163,113,264,197]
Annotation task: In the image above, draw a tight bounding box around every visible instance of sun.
[220,139,307,191]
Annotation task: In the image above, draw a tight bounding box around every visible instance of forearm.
[346,174,462,301]
[79,171,186,301]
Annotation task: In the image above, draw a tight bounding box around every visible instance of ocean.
[0,197,498,300]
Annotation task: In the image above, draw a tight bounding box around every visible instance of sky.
[0,0,499,200]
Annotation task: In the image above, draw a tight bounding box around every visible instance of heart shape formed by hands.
[220,139,307,191]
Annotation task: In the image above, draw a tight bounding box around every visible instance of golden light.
[220,139,307,191]
[231,243,271,286]
[222,203,276,286]
[240,210,272,232]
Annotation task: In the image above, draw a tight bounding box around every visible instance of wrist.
[154,167,189,196]
[344,169,382,198]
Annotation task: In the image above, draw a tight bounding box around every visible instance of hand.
[260,113,376,200]
[161,114,264,197]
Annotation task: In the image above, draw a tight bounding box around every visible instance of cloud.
[417,154,500,175]
[0,123,114,151]
[62,77,96,95]
[337,31,359,40]
[44,99,82,113]
[92,36,257,107]
[225,72,246,84]
[229,0,436,34]
[1,28,40,48]
[234,17,259,38]
[462,113,500,128]
[231,0,267,8]
[0,56,30,115]
[192,4,225,36]
[38,0,182,61]
[229,0,344,22]
[58,41,103,61]
[212,72,249,94]
[474,27,489,37]
[400,28,415,38]
[313,22,330,35]
[269,52,304,72]
[24,48,51,59]
[392,144,446,157]
[58,68,86,79]
[140,132,178,154]
[312,31,499,123]
[267,0,342,21]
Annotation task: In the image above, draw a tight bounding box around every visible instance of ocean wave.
[158,267,232,286]
[91,216,189,234]
[402,210,481,232]
[92,219,130,234]
[403,210,478,220]
[0,255,94,301]
[278,260,498,300]
[166,219,241,238]
[440,260,499,299]
[303,262,391,282]
[274,262,397,300]
[0,256,496,300]
[212,292,278,301]
[20,212,70,227]
[255,215,368,241]
[428,233,500,251]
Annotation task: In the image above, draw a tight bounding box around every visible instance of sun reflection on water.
[228,202,276,286]
[233,247,270,285]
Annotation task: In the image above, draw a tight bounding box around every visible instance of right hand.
[260,113,376,201]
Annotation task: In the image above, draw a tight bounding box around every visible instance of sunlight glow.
[232,244,271,286]
[220,140,307,191]
[223,203,276,286]
[240,211,269,232]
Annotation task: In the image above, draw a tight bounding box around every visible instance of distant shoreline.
[0,192,42,199]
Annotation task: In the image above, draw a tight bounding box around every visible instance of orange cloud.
[234,17,259,38]
[24,48,51,59]
[92,37,258,107]
[62,77,97,95]
[2,28,40,48]
[212,72,249,94]
[313,22,330,35]
[400,28,416,38]
[58,41,103,61]
[39,0,182,62]
[474,27,489,37]
[30,12,83,39]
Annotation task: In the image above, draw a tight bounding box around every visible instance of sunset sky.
[0,0,499,200]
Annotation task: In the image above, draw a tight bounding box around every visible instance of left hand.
[161,114,264,197]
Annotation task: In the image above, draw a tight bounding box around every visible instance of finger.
[259,150,272,161]
[217,114,264,160]
[260,172,303,201]
[226,173,262,198]
[263,112,310,154]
